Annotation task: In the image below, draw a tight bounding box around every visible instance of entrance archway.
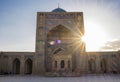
[13,58,20,74]
[25,59,32,74]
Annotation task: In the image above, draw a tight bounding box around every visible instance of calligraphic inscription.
[45,14,75,19]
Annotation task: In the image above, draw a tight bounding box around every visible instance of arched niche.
[12,58,20,74]
[25,58,33,74]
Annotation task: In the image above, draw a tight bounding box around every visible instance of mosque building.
[0,7,120,76]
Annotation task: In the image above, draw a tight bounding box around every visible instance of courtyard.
[0,74,120,82]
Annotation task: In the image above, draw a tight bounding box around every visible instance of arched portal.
[13,58,20,74]
[45,25,75,72]
[25,59,32,74]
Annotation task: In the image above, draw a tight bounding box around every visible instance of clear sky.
[0,0,120,52]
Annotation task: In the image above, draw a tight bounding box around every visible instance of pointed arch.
[25,58,33,74]
[47,24,72,35]
[47,25,75,45]
[12,58,20,74]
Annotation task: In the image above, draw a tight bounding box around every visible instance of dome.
[52,8,66,12]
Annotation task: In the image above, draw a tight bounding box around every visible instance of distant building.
[0,8,120,76]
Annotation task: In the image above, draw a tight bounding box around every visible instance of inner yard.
[0,74,120,82]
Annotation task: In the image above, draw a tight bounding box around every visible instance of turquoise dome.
[52,8,66,12]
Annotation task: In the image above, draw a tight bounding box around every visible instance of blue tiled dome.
[52,8,66,12]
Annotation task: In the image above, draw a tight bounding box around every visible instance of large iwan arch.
[45,25,75,72]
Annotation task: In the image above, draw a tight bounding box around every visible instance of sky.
[0,0,120,52]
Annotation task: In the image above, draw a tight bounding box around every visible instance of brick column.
[7,57,12,73]
[20,55,25,75]
[65,60,68,70]
[95,55,101,73]
[58,60,60,71]
[32,56,37,74]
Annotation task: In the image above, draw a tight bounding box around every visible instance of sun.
[82,22,109,51]
[72,21,109,51]
[81,36,88,43]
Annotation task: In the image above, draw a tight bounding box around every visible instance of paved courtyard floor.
[0,74,120,82]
